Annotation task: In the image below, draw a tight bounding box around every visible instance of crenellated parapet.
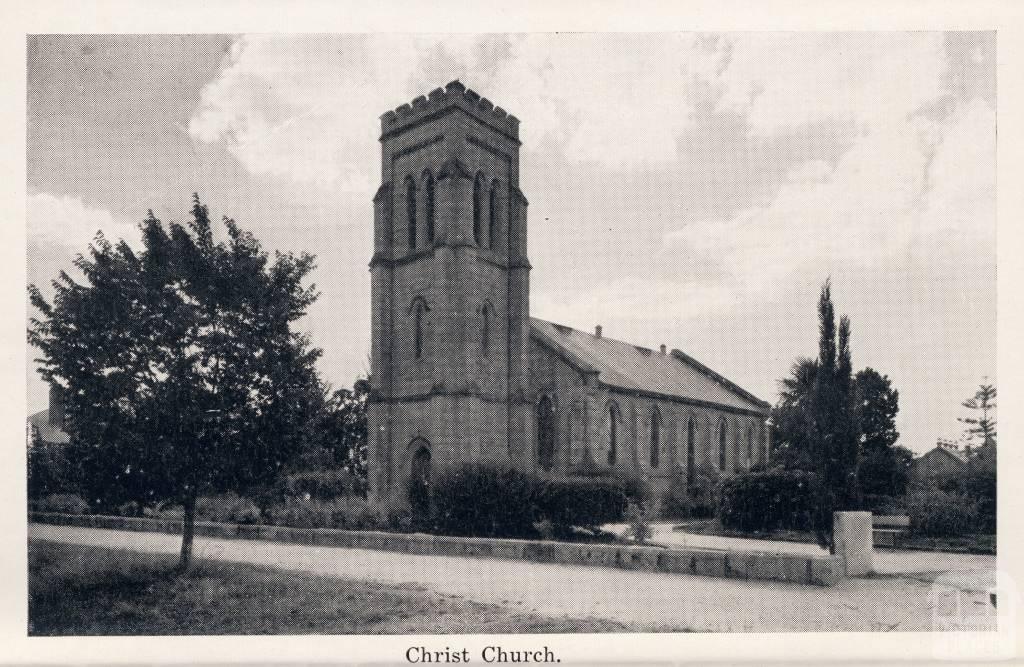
[380,79,520,142]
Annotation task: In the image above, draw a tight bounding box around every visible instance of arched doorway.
[408,442,431,519]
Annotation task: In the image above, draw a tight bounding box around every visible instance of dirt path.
[29,523,996,632]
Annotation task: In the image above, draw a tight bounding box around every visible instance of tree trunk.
[178,489,197,571]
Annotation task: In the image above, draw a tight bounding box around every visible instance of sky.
[26,32,996,454]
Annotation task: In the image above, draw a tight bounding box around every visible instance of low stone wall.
[30,512,842,586]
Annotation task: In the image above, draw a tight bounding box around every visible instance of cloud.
[169,33,997,453]
[524,33,994,453]
[187,33,961,187]
[188,34,511,187]
[188,33,725,183]
[711,33,947,134]
[27,192,138,251]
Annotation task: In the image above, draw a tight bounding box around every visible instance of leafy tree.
[27,431,85,500]
[774,362,910,503]
[855,368,899,453]
[858,445,913,501]
[28,195,323,569]
[285,377,369,496]
[325,377,369,478]
[959,382,997,451]
[770,357,818,471]
[854,368,909,498]
[807,279,859,550]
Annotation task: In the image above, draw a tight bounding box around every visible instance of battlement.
[380,80,520,141]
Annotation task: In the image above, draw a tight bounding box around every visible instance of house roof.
[28,409,70,445]
[921,445,968,465]
[530,318,769,414]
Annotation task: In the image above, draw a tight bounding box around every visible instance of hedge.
[429,463,539,538]
[535,477,627,532]
[718,467,818,533]
[427,463,630,539]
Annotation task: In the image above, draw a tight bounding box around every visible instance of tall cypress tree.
[808,279,859,551]
[835,315,860,510]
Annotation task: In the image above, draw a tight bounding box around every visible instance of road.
[29,523,997,632]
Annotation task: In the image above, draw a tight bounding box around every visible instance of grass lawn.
[29,540,650,635]
[679,519,995,555]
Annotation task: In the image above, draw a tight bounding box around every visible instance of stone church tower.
[368,81,771,513]
[367,81,531,507]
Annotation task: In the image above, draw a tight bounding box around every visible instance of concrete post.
[833,511,874,576]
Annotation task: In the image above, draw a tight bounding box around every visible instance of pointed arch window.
[488,180,499,249]
[423,170,435,244]
[411,299,427,360]
[686,418,696,486]
[405,176,417,250]
[538,396,556,471]
[733,427,742,472]
[607,403,620,465]
[481,302,492,356]
[472,174,484,245]
[650,408,662,468]
[718,419,727,471]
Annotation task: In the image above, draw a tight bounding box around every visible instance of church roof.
[28,409,71,445]
[530,318,769,415]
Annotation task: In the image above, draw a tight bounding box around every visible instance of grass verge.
[29,539,674,635]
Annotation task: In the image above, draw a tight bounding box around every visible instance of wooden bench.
[872,515,910,549]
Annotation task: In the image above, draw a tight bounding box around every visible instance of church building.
[367,81,770,511]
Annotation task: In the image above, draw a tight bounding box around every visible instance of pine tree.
[959,382,997,452]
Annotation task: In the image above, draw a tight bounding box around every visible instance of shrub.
[616,473,654,510]
[662,477,690,519]
[266,497,332,529]
[862,493,906,515]
[907,487,979,538]
[27,442,84,499]
[686,471,722,519]
[117,500,144,517]
[147,501,183,520]
[534,519,557,541]
[661,466,692,519]
[33,493,90,515]
[534,476,628,534]
[663,467,722,519]
[385,507,414,533]
[264,496,391,531]
[196,493,262,524]
[624,501,652,544]
[430,463,539,538]
[282,468,366,501]
[718,467,818,533]
[940,457,996,534]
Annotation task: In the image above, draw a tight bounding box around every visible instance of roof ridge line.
[528,317,647,348]
[669,348,769,409]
